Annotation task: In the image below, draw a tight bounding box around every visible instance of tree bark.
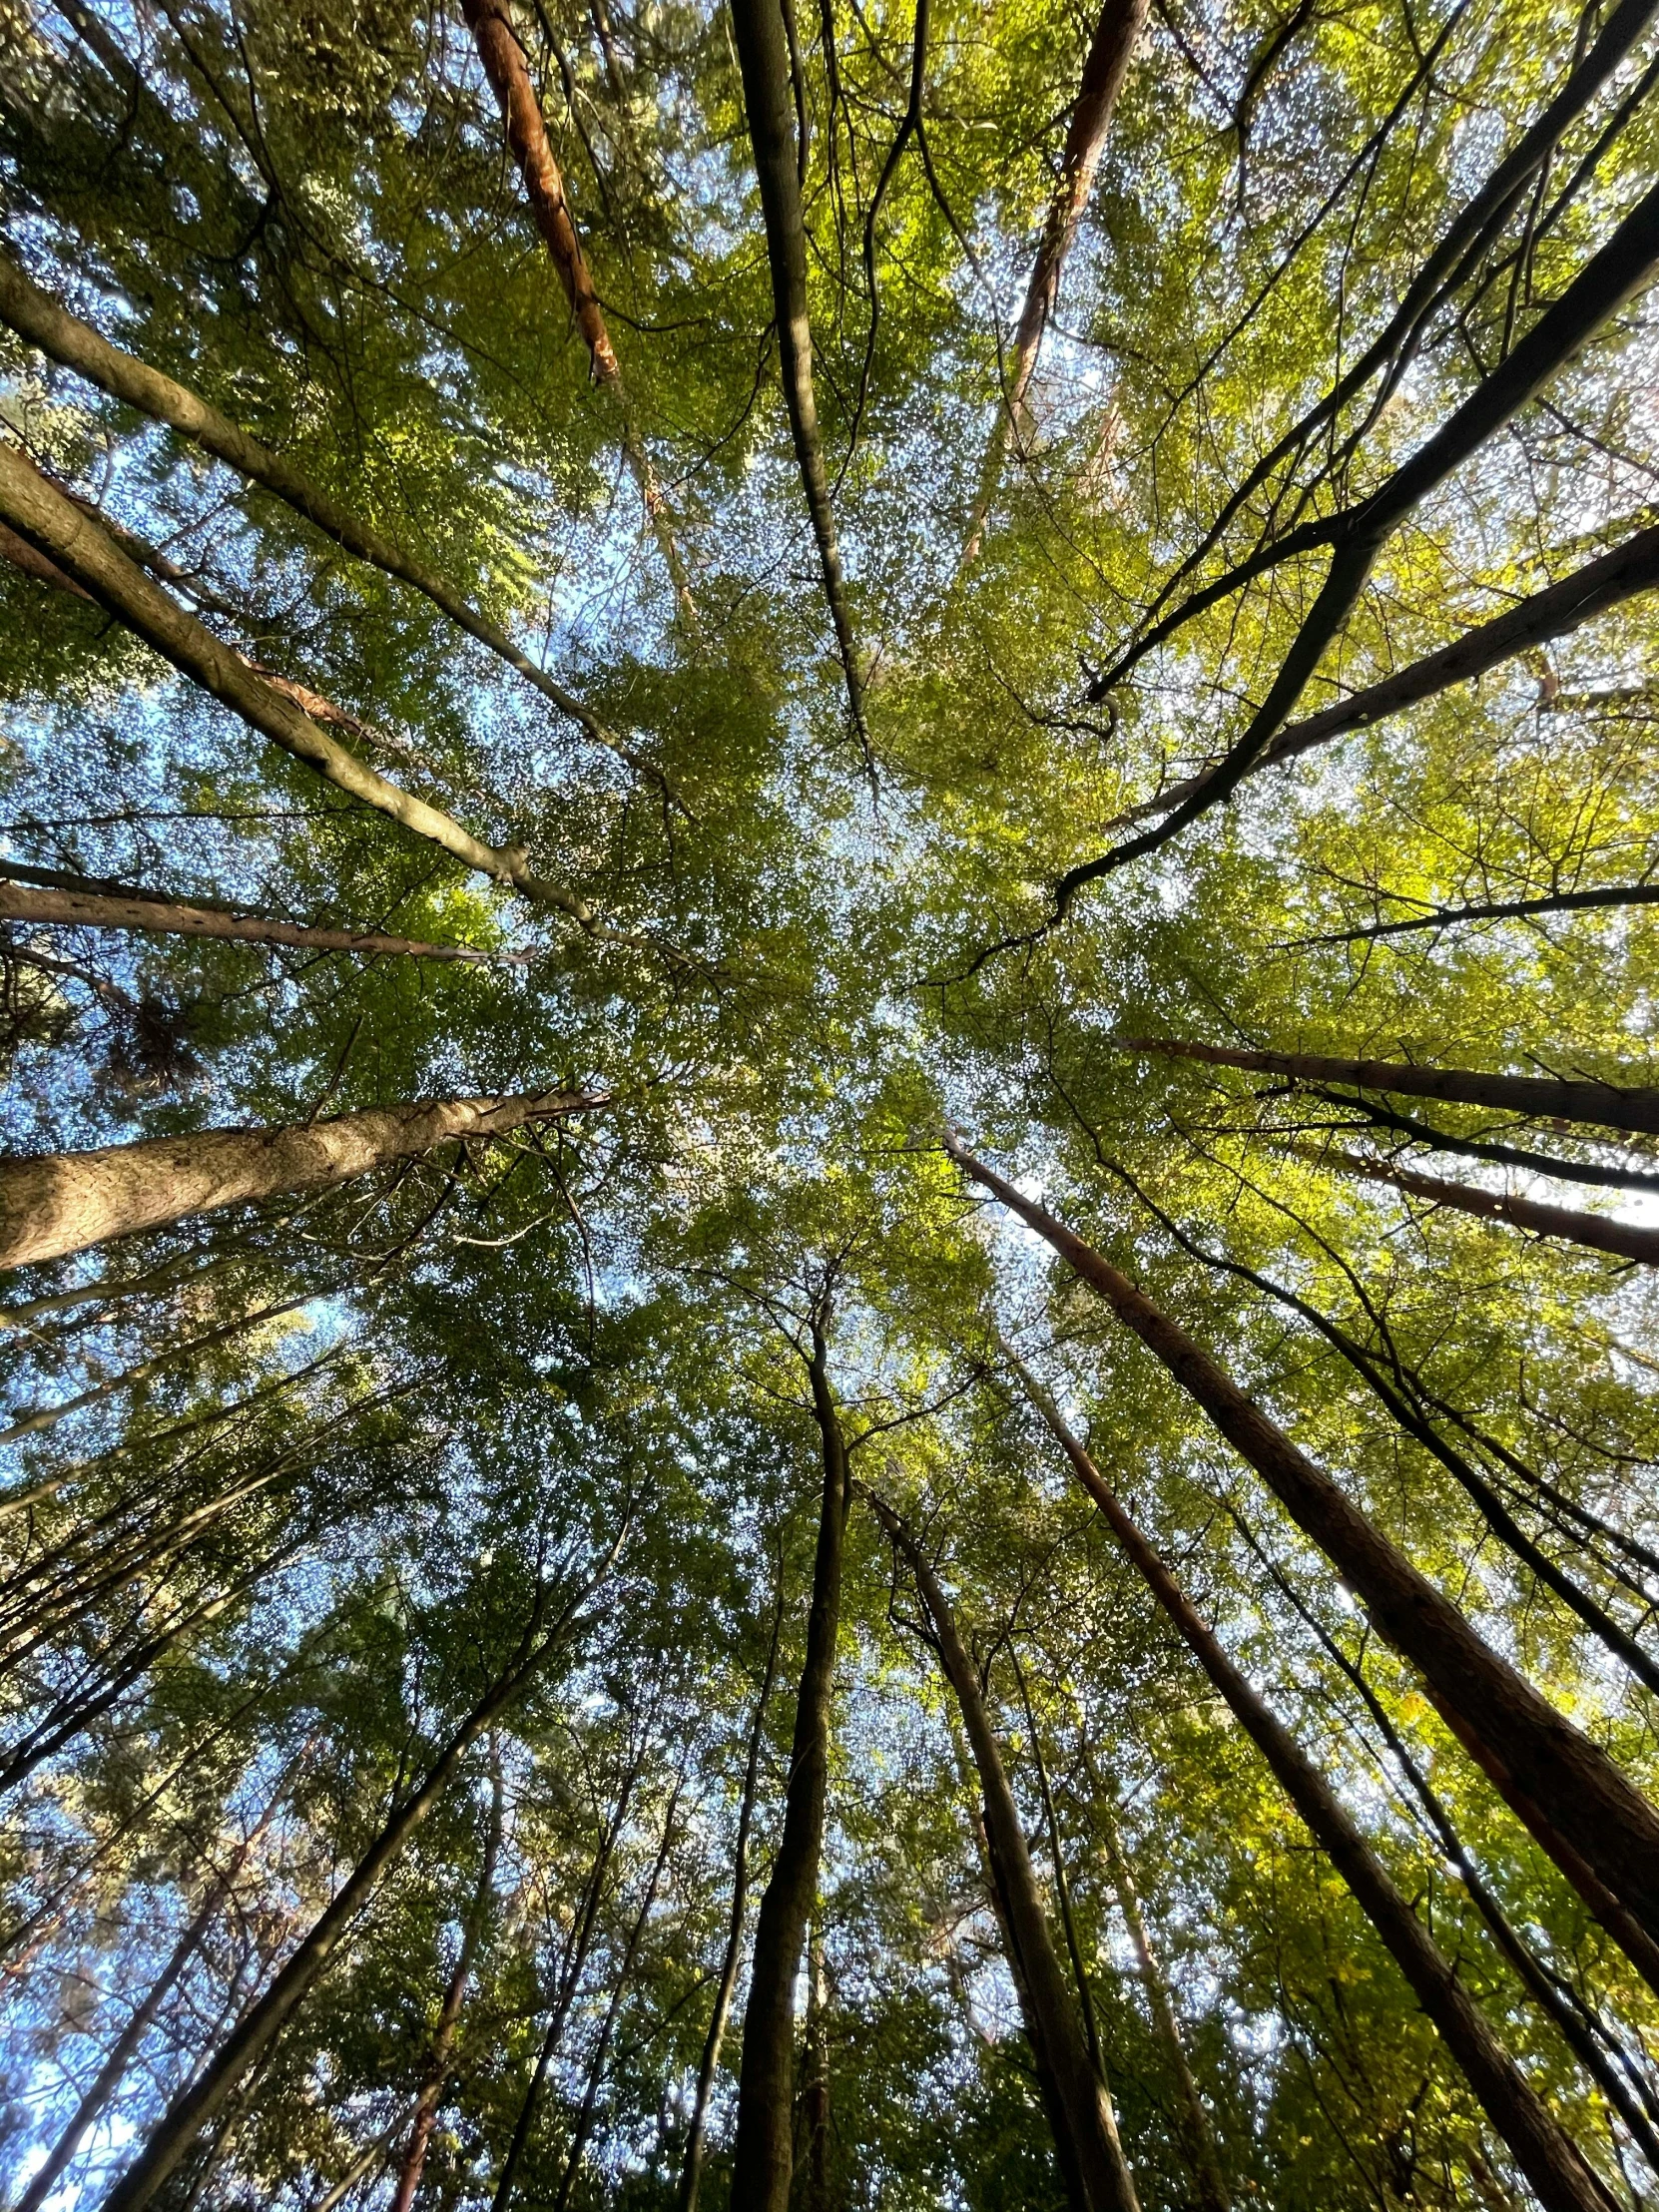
[1112,522,1659,824]
[959,0,1146,567]
[946,1136,1659,1986]
[678,1569,786,2212]
[0,245,638,770]
[0,444,590,920]
[0,1087,602,1272]
[727,0,869,760]
[102,1555,610,2212]
[460,0,699,635]
[1006,1356,1620,2212]
[1113,1035,1659,1137]
[866,1487,1140,2212]
[1308,1144,1659,1268]
[729,1327,848,2212]
[389,1762,507,2212]
[0,877,527,965]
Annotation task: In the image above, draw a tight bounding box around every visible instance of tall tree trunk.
[1012,1656,1108,2089]
[547,1785,683,2212]
[959,0,1146,568]
[389,1760,507,2212]
[460,0,699,636]
[678,1569,787,2212]
[866,1488,1141,2212]
[0,246,638,771]
[727,0,869,761]
[729,1326,848,2212]
[1083,1750,1231,2212]
[0,877,527,965]
[0,1087,601,1271]
[971,1793,1088,2212]
[1254,1531,1659,2178]
[1113,521,1659,825]
[0,444,592,918]
[946,1137,1659,1988]
[101,1553,611,2212]
[490,1735,650,2212]
[1006,1356,1619,2212]
[802,1931,831,2212]
[1305,1143,1659,1268]
[1111,1036,1659,1136]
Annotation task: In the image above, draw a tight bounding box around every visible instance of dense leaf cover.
[1,0,1658,2202]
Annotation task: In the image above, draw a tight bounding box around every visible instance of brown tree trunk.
[0,1087,602,1271]
[0,444,589,919]
[461,0,698,635]
[102,1551,612,2212]
[1113,1034,1659,1137]
[0,245,635,770]
[0,878,526,965]
[1006,1356,1619,2212]
[945,1137,1659,1986]
[730,1327,848,2212]
[1114,522,1659,825]
[727,0,869,761]
[866,1488,1141,2212]
[1308,1144,1659,1268]
[960,0,1146,566]
[389,1762,507,2212]
[678,1570,786,2212]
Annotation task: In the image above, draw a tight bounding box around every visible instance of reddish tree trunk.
[946,1136,1659,1986]
[1008,1355,1619,2212]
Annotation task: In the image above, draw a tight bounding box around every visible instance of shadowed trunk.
[946,1136,1659,1986]
[729,1327,847,2212]
[1113,522,1659,825]
[389,1764,507,2212]
[1007,1355,1619,2212]
[867,1488,1141,2212]
[678,1568,786,2212]
[0,1088,602,1271]
[1115,1035,1659,1136]
[727,0,869,759]
[960,0,1147,567]
[1306,1143,1659,1267]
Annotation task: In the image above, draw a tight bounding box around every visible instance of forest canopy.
[1,0,1659,2204]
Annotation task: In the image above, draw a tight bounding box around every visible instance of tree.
[3,0,1658,2204]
